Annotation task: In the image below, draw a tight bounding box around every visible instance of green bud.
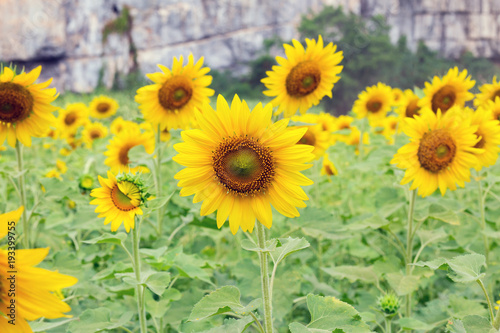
[378,292,400,315]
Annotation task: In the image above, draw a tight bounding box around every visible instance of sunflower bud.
[378,292,400,316]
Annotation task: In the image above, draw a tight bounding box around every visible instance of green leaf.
[270,237,310,266]
[340,214,389,231]
[446,315,495,333]
[322,265,378,284]
[289,322,332,333]
[30,318,76,332]
[414,258,448,270]
[385,273,419,296]
[241,238,278,253]
[304,294,372,332]
[146,191,175,211]
[398,318,434,331]
[145,272,171,296]
[428,204,460,225]
[197,317,254,333]
[145,288,182,318]
[447,254,486,283]
[82,232,127,245]
[188,286,258,322]
[67,308,133,333]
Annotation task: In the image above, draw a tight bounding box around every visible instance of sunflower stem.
[256,221,273,333]
[154,125,163,238]
[477,279,494,324]
[15,141,30,248]
[132,219,147,333]
[476,172,489,264]
[405,190,417,319]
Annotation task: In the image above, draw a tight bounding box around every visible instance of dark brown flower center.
[213,136,275,196]
[110,183,137,211]
[158,75,193,110]
[366,98,382,113]
[491,90,500,102]
[405,98,420,118]
[96,102,110,113]
[285,60,321,97]
[0,82,34,124]
[324,165,336,176]
[474,131,485,148]
[119,145,131,165]
[90,130,102,139]
[431,85,456,113]
[64,112,77,126]
[298,128,316,146]
[417,129,457,172]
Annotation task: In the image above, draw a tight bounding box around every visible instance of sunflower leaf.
[447,254,486,283]
[270,237,310,266]
[446,316,495,333]
[188,285,258,322]
[82,232,127,245]
[241,238,278,253]
[397,318,435,331]
[145,272,171,296]
[321,265,378,284]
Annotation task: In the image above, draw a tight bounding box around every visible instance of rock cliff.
[1,0,498,92]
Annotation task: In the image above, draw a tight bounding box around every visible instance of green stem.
[477,279,494,324]
[256,222,273,333]
[132,220,147,333]
[15,141,30,248]
[493,302,500,329]
[318,237,324,282]
[477,174,489,264]
[154,126,163,237]
[385,317,392,333]
[405,190,417,318]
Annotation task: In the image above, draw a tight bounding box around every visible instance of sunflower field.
[2,11,500,333]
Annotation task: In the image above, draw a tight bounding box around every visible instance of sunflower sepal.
[116,172,151,206]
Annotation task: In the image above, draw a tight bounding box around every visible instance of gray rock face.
[1,0,499,92]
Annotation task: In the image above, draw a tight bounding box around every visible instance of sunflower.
[455,107,500,170]
[352,83,394,120]
[391,107,482,197]
[173,95,314,234]
[262,35,343,117]
[392,88,405,106]
[0,207,77,332]
[90,172,148,232]
[135,54,214,130]
[82,122,108,148]
[104,126,155,174]
[0,66,58,148]
[57,103,88,138]
[89,95,119,119]
[110,116,139,135]
[474,76,500,108]
[344,126,370,155]
[419,67,475,114]
[291,114,331,160]
[321,154,338,176]
[483,98,500,122]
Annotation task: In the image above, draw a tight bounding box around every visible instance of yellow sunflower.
[483,98,500,122]
[395,89,421,131]
[419,67,475,114]
[90,172,148,232]
[135,54,214,130]
[104,126,155,174]
[391,107,481,197]
[0,207,77,333]
[291,114,331,160]
[110,116,139,135]
[392,88,405,106]
[173,95,314,234]
[321,154,338,176]
[456,107,500,170]
[262,35,343,117]
[474,76,500,108]
[352,83,394,120]
[0,66,58,148]
[89,95,119,119]
[82,122,109,148]
[57,103,88,138]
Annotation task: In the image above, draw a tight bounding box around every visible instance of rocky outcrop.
[1,0,499,92]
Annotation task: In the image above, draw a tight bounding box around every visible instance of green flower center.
[285,60,321,97]
[213,136,275,196]
[431,85,456,113]
[417,129,457,172]
[158,75,193,110]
